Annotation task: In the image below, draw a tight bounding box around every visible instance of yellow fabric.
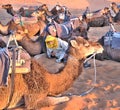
[45,35,58,49]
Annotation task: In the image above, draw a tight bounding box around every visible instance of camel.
[31,9,47,22]
[9,19,46,37]
[38,4,53,17]
[2,4,15,16]
[40,4,71,23]
[82,7,113,27]
[0,19,46,38]
[110,2,120,23]
[13,14,38,24]
[0,19,46,56]
[2,4,38,17]
[50,4,71,16]
[0,36,103,109]
[50,4,71,24]
[0,31,44,56]
[17,33,44,56]
[32,4,71,24]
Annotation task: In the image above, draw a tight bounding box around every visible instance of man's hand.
[51,51,55,56]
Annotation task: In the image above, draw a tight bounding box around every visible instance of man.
[45,35,68,63]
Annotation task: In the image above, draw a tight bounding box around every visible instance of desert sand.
[0,0,120,110]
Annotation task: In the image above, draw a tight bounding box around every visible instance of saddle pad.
[9,49,31,74]
[111,35,120,49]
[54,21,72,39]
[104,31,113,46]
[104,31,120,49]
[14,15,38,24]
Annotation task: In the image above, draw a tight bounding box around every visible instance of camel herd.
[0,2,119,109]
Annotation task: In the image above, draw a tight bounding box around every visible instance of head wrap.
[45,35,58,49]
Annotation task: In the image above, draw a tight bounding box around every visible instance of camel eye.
[36,11,39,14]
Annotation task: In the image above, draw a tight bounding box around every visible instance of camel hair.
[0,36,103,109]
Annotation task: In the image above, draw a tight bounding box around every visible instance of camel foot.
[47,96,70,105]
[24,94,70,109]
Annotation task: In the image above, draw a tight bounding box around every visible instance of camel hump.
[34,53,65,74]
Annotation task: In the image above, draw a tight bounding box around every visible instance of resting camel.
[0,18,46,56]
[0,31,44,56]
[110,2,120,23]
[38,4,53,17]
[2,4,38,17]
[50,4,71,16]
[31,9,48,23]
[17,33,44,56]
[32,4,71,24]
[82,7,113,27]
[0,37,103,109]
[0,19,46,38]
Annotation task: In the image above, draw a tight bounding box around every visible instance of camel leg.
[45,96,70,105]
[34,96,70,109]
[24,94,69,109]
[24,94,42,109]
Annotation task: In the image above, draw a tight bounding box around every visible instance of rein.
[67,52,98,96]
[80,52,97,96]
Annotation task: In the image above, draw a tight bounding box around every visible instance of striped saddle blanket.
[104,31,120,49]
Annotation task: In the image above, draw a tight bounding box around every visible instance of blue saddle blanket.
[0,48,10,86]
[104,31,120,49]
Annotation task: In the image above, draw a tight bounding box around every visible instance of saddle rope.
[80,52,97,96]
[61,24,69,35]
[66,52,97,96]
[3,33,21,110]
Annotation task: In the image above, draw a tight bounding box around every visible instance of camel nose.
[96,46,104,54]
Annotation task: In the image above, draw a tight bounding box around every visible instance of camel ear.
[70,40,78,48]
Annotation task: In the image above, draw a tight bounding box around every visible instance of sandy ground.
[0,0,120,110]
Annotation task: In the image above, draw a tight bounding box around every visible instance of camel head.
[2,4,15,16]
[69,36,103,59]
[2,4,13,9]
[110,2,119,14]
[40,4,49,11]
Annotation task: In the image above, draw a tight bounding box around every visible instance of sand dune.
[0,0,120,10]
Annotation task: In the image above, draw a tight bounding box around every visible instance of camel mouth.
[89,41,104,54]
[94,45,104,54]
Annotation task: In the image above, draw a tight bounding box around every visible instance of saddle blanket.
[0,48,10,86]
[104,31,120,49]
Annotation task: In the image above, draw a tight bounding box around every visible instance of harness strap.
[19,15,24,26]
[65,52,97,97]
[3,48,16,110]
[61,24,69,35]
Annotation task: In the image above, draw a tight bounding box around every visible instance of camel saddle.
[8,47,31,74]
[104,24,120,50]
[6,32,31,74]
